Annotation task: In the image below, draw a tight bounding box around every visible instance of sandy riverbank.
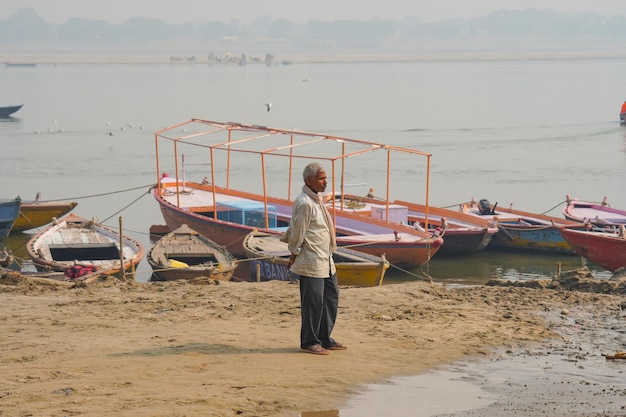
[1,268,625,416]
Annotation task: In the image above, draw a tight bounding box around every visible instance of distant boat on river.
[4,62,37,68]
[0,104,23,117]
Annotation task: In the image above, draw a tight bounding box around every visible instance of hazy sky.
[3,0,626,24]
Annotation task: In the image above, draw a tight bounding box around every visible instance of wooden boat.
[12,194,78,232]
[0,246,14,268]
[334,194,498,256]
[458,198,584,254]
[0,104,24,117]
[147,224,237,281]
[243,231,390,287]
[559,226,626,272]
[154,119,444,269]
[26,213,145,278]
[563,196,626,227]
[0,196,21,240]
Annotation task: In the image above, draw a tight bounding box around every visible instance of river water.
[1,57,625,281]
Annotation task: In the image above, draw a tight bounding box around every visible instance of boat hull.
[460,200,583,254]
[155,185,443,269]
[393,199,497,256]
[13,201,78,232]
[490,225,575,254]
[559,227,626,272]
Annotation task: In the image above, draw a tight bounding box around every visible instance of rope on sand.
[388,263,433,283]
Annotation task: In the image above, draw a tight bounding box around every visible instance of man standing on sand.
[286,162,347,355]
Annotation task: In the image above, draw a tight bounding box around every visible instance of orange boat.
[153,119,443,269]
[559,227,626,272]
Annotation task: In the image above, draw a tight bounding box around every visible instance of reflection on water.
[385,248,612,285]
[0,116,21,124]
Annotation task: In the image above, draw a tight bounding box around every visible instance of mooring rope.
[38,183,156,202]
[100,188,153,224]
[539,199,567,216]
[388,263,433,283]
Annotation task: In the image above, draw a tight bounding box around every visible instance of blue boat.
[0,197,21,240]
[459,198,585,254]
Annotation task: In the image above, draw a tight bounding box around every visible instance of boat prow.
[0,104,24,117]
[13,197,78,232]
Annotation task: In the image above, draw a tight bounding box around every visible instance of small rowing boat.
[243,230,390,287]
[26,213,144,279]
[147,224,237,281]
[563,196,626,227]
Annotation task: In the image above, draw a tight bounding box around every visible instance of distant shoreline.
[3,49,626,65]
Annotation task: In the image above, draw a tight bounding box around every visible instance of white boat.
[26,213,145,279]
[563,196,626,227]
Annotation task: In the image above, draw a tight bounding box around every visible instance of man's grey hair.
[302,162,325,182]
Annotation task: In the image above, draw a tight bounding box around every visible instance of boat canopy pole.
[330,160,337,227]
[226,129,232,189]
[424,155,431,229]
[182,154,186,192]
[210,147,218,221]
[385,149,391,221]
[260,153,271,229]
[287,135,294,201]
[155,133,161,188]
[173,141,181,208]
[340,142,346,210]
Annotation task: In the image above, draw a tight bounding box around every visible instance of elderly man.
[287,162,347,355]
